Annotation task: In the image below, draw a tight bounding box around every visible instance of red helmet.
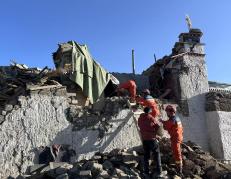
[142,89,150,95]
[165,105,176,113]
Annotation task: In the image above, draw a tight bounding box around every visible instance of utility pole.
[132,49,135,75]
[154,53,157,63]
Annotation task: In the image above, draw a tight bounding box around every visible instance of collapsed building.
[0,28,231,178]
[142,29,231,163]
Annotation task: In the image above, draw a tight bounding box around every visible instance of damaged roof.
[53,41,118,104]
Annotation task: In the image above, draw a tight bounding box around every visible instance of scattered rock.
[56,173,69,179]
[0,115,5,124]
[2,110,7,116]
[24,138,231,179]
[102,160,114,171]
[4,104,13,111]
[79,170,92,178]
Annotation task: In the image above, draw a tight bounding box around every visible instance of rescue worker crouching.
[116,80,137,103]
[160,105,183,174]
[136,89,160,118]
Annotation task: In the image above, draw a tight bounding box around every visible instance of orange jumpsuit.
[136,95,160,118]
[118,80,136,101]
[162,116,183,164]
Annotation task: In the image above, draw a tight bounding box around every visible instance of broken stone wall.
[177,54,210,151]
[205,91,231,160]
[142,56,181,99]
[143,29,210,151]
[0,92,70,178]
[0,91,141,178]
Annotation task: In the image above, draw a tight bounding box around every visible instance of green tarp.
[54,41,111,104]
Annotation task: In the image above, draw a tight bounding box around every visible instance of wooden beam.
[27,84,63,91]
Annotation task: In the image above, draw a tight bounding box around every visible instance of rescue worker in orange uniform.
[117,80,137,102]
[136,89,160,118]
[160,105,183,174]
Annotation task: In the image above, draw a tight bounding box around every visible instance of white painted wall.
[178,55,210,151]
[206,111,231,160]
[0,94,141,178]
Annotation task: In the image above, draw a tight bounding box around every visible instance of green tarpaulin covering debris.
[53,41,112,103]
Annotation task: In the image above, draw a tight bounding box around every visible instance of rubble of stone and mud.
[1,63,231,179]
[14,138,231,179]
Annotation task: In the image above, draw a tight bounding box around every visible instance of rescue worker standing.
[117,80,137,102]
[138,107,163,177]
[160,105,183,173]
[136,89,160,118]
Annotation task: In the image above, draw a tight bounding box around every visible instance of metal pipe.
[154,53,157,63]
[132,49,135,74]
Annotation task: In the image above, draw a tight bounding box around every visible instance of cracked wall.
[0,93,141,178]
[143,29,210,151]
[177,54,210,150]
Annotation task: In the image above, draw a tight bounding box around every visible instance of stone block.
[0,115,5,124]
[2,110,7,116]
[71,99,78,105]
[91,155,101,160]
[56,173,69,179]
[4,104,13,112]
[79,170,92,178]
[14,105,20,110]
[173,175,181,179]
[18,96,28,107]
[115,168,127,177]
[122,153,139,167]
[39,89,51,95]
[54,88,67,96]
[49,162,73,175]
[82,161,103,176]
[68,165,80,175]
[90,163,103,177]
[102,160,114,171]
[97,170,110,178]
[122,152,140,162]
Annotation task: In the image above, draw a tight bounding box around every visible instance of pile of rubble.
[0,63,66,124]
[160,138,231,178]
[206,91,231,112]
[15,138,231,179]
[67,97,130,139]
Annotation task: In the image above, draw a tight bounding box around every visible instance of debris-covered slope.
[23,138,231,179]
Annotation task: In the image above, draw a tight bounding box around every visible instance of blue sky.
[0,1,231,83]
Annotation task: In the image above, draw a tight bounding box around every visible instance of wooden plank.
[67,93,77,97]
[27,84,63,91]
